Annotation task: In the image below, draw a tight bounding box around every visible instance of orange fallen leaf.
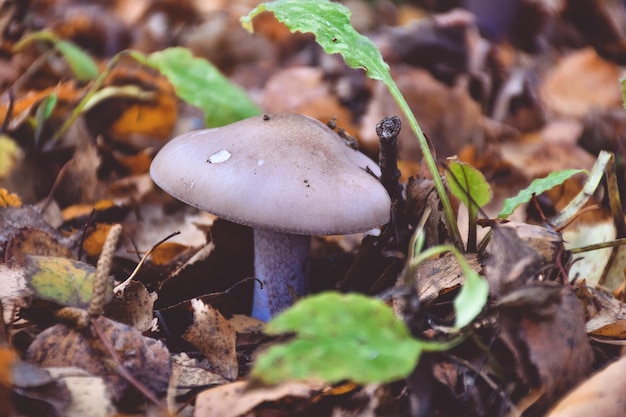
[61,200,115,221]
[82,223,114,258]
[150,241,190,265]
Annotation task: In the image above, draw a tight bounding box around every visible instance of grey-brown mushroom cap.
[150,113,391,235]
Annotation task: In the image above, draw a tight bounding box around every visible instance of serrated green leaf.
[498,169,587,219]
[25,255,113,308]
[446,161,492,212]
[131,47,261,127]
[242,0,390,83]
[253,292,422,384]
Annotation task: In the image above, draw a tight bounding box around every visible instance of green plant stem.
[386,82,464,251]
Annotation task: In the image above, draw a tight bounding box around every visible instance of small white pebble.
[257,159,265,166]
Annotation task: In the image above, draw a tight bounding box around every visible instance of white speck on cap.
[150,113,391,235]
[208,149,231,164]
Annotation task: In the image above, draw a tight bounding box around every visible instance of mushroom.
[150,113,391,321]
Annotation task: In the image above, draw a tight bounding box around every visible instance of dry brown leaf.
[360,67,484,158]
[6,227,74,266]
[261,66,355,131]
[589,318,626,339]
[562,216,617,287]
[413,252,481,303]
[182,299,238,381]
[499,130,596,181]
[484,223,552,296]
[540,48,622,118]
[56,143,104,207]
[24,316,171,406]
[580,283,626,333]
[228,314,265,347]
[105,281,156,332]
[45,367,115,417]
[545,355,626,417]
[498,286,594,413]
[193,380,326,417]
[170,353,229,399]
[0,264,27,323]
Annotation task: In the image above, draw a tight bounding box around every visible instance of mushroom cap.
[150,113,391,235]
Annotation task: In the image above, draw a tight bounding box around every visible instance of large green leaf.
[131,47,261,127]
[252,292,422,384]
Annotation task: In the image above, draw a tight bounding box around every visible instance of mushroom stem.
[251,229,310,321]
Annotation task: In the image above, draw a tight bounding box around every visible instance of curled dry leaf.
[104,281,156,332]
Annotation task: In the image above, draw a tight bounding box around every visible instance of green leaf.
[498,169,587,219]
[38,93,58,121]
[252,292,422,384]
[453,267,489,329]
[446,161,492,213]
[54,40,99,82]
[34,93,58,147]
[242,0,389,82]
[411,244,488,329]
[13,30,99,82]
[25,255,113,309]
[130,47,261,127]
